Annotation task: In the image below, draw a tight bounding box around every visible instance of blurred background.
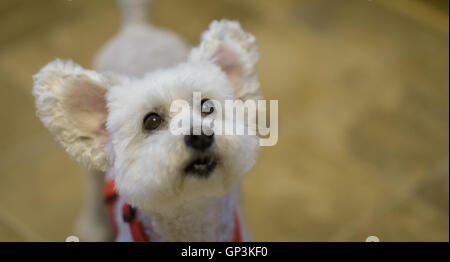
[0,0,448,241]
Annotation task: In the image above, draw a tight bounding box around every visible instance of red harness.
[103,180,242,242]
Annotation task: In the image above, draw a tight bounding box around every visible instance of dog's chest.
[103,179,242,242]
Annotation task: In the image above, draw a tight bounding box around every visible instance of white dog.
[32,0,261,241]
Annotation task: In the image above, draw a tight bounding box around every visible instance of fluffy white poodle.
[32,0,261,241]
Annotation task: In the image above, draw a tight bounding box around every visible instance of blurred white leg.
[74,169,112,242]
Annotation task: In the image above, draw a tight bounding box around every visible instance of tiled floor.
[0,0,448,241]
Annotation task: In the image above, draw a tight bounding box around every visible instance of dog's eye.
[143,113,162,131]
[201,99,214,116]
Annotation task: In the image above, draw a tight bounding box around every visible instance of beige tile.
[244,131,396,241]
[346,196,449,242]
[0,219,28,242]
[0,144,83,241]
[414,158,449,217]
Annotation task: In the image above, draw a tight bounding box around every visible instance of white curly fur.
[189,20,261,100]
[94,0,189,77]
[32,60,121,171]
[106,62,259,213]
[33,15,260,241]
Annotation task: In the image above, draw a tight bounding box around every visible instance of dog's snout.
[184,130,214,151]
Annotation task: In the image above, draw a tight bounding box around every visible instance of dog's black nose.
[184,132,214,151]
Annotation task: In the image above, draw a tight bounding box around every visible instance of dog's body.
[33,0,261,241]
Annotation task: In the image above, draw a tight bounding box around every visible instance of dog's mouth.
[184,155,217,178]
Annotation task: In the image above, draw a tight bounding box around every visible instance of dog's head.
[33,20,261,212]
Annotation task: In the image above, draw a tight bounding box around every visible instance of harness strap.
[233,209,242,242]
[122,203,149,242]
[103,180,241,242]
[103,180,118,237]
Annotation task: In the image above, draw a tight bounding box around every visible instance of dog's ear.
[33,59,121,171]
[189,20,261,100]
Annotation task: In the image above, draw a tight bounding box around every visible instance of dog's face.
[33,20,261,212]
[107,62,259,211]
